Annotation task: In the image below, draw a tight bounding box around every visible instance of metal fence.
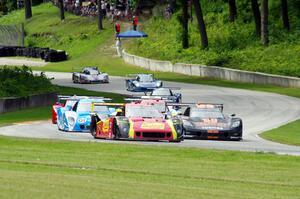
[0,24,24,46]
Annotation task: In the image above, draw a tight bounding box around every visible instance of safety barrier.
[0,46,67,62]
[122,50,300,87]
[0,93,57,114]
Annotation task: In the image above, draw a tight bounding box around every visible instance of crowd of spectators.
[52,0,133,21]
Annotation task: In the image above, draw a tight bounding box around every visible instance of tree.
[181,0,188,49]
[281,0,290,30]
[251,0,261,37]
[192,0,208,49]
[24,0,32,19]
[58,0,65,21]
[97,0,103,30]
[261,0,269,46]
[228,0,237,22]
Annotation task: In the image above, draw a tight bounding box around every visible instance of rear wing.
[125,74,154,80]
[167,102,223,111]
[92,102,126,112]
[125,96,173,103]
[72,66,98,72]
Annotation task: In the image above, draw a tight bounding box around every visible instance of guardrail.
[0,93,57,114]
[122,50,300,87]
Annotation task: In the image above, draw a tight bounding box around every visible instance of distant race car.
[180,103,243,141]
[57,97,113,132]
[90,100,184,142]
[125,74,162,92]
[72,67,109,84]
[149,87,182,104]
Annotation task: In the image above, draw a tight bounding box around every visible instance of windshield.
[139,75,153,82]
[152,89,171,96]
[126,105,163,118]
[89,70,99,75]
[77,102,108,112]
[65,100,77,107]
[190,108,224,119]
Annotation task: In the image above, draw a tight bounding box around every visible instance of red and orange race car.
[90,100,184,142]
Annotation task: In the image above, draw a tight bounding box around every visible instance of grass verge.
[0,136,300,199]
[0,86,125,126]
[260,119,300,146]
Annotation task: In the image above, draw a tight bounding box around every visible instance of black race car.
[180,104,243,141]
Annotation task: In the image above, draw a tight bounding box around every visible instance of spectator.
[132,15,138,31]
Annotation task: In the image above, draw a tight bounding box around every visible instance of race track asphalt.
[1,71,300,155]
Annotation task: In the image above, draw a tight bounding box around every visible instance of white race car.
[72,67,109,84]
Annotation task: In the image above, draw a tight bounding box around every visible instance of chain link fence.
[0,24,24,46]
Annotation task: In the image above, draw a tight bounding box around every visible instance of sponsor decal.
[141,122,165,130]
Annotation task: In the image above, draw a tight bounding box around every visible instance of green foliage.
[0,66,57,97]
[126,0,300,76]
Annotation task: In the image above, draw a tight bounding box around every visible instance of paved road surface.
[1,72,300,155]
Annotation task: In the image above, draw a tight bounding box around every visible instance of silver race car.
[72,67,109,84]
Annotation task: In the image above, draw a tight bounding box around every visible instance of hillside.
[0,2,299,78]
[125,0,300,77]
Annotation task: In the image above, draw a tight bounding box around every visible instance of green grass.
[0,86,125,126]
[261,119,300,146]
[1,136,300,199]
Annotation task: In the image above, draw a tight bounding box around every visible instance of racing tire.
[90,115,98,137]
[57,116,65,131]
[113,120,120,139]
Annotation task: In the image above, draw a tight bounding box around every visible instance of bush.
[0,66,58,97]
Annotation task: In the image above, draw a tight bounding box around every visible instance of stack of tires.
[0,45,67,62]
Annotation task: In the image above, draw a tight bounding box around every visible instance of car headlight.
[78,118,86,123]
[68,117,75,126]
[232,120,240,128]
[156,82,161,87]
[135,82,140,87]
[183,120,193,127]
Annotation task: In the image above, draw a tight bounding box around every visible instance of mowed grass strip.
[0,86,125,126]
[0,136,300,199]
[260,119,300,146]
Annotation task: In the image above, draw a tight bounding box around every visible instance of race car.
[180,103,243,141]
[149,87,182,103]
[52,95,88,124]
[72,67,109,84]
[125,74,163,92]
[57,97,113,132]
[90,100,184,142]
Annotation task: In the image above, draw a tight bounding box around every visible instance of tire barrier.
[0,46,67,62]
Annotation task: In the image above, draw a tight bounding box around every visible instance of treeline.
[0,0,43,16]
[178,0,299,49]
[0,66,57,97]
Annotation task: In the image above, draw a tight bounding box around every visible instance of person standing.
[115,37,122,57]
[133,15,138,31]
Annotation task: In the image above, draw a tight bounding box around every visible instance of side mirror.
[231,114,236,117]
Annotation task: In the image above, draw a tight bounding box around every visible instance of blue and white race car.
[125,74,163,92]
[57,98,114,132]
